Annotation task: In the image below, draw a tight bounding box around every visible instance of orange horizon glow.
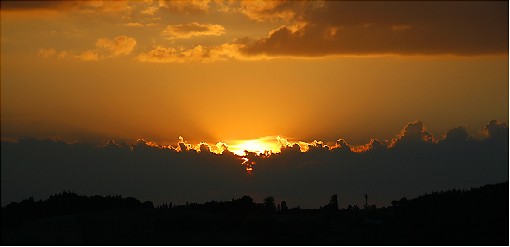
[1,1,507,151]
[139,135,373,156]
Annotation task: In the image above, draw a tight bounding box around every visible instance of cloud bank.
[29,1,508,63]
[135,1,509,63]
[1,120,508,208]
[238,1,508,57]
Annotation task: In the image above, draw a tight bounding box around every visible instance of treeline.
[2,182,508,223]
[170,196,294,214]
[2,191,154,229]
[1,182,508,245]
[383,182,508,245]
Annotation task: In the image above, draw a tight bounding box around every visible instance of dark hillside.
[2,182,508,245]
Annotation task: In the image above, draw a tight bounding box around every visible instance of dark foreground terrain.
[2,182,508,245]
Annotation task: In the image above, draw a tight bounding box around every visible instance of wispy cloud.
[37,35,137,62]
[76,50,100,61]
[162,22,225,39]
[96,36,137,57]
[137,43,241,63]
[159,0,210,15]
[239,1,304,22]
[37,48,57,58]
[140,5,159,16]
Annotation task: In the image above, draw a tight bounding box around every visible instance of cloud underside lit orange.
[237,2,508,57]
[6,0,506,64]
[96,120,507,158]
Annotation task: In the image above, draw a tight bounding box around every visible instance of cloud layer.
[2,120,507,208]
[137,44,240,63]
[238,1,508,56]
[38,35,136,61]
[28,1,508,63]
[96,36,137,57]
[159,0,210,15]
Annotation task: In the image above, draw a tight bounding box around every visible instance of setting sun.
[229,137,281,156]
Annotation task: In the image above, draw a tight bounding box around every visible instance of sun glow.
[229,137,281,156]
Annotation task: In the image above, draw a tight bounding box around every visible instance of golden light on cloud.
[162,22,225,39]
[96,36,137,57]
[77,50,99,61]
[159,0,210,14]
[137,44,242,63]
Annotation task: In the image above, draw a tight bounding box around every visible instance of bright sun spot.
[241,157,254,173]
[229,138,280,156]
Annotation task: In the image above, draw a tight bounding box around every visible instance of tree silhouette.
[280,201,288,212]
[1,182,507,245]
[263,196,276,213]
[322,194,338,211]
[142,201,154,209]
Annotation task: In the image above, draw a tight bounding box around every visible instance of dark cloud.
[333,139,352,153]
[367,139,384,151]
[0,1,72,10]
[485,120,509,141]
[445,126,469,140]
[0,1,131,15]
[199,143,211,153]
[389,120,434,148]
[442,126,470,144]
[1,120,507,208]
[239,1,508,56]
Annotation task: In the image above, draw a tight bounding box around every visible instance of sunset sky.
[1,1,508,207]
[2,0,508,148]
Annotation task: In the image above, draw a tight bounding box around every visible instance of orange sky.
[1,0,508,149]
